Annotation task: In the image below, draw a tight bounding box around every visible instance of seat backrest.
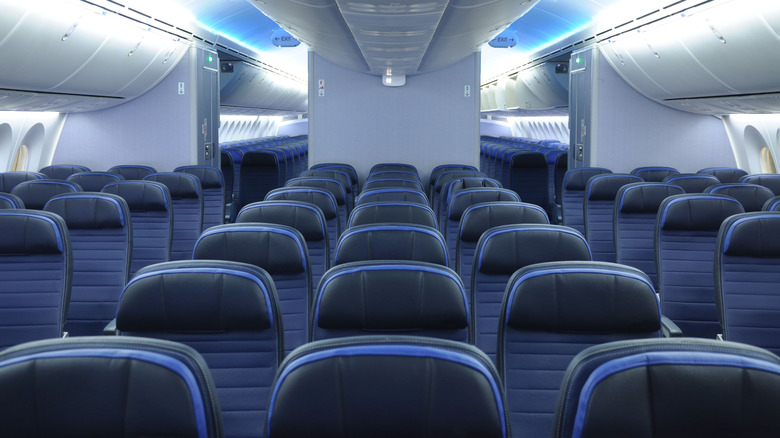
[500,261,662,438]
[174,165,225,231]
[238,150,281,211]
[265,187,340,263]
[107,165,157,180]
[116,260,282,438]
[444,187,521,266]
[740,173,780,195]
[0,171,46,192]
[614,182,684,287]
[506,151,549,212]
[334,224,448,266]
[192,223,311,354]
[0,192,24,209]
[716,212,780,355]
[66,171,124,192]
[311,261,470,342]
[552,338,780,438]
[266,336,509,438]
[144,173,203,261]
[472,224,592,362]
[309,162,358,194]
[356,188,429,206]
[348,201,437,229]
[698,166,748,183]
[583,174,643,262]
[0,336,223,437]
[366,170,421,183]
[300,169,353,208]
[704,183,775,212]
[561,168,612,235]
[362,178,425,193]
[11,180,81,209]
[662,173,721,193]
[102,180,173,276]
[39,164,90,180]
[237,200,330,287]
[456,202,548,299]
[285,177,348,231]
[0,210,71,349]
[656,194,744,339]
[44,193,131,336]
[369,162,419,175]
[431,170,485,209]
[630,166,679,182]
[765,195,780,211]
[438,178,503,229]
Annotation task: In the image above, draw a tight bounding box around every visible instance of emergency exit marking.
[318,79,325,97]
[178,82,185,95]
[464,85,471,97]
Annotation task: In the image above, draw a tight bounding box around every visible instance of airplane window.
[761,147,777,173]
[11,144,28,172]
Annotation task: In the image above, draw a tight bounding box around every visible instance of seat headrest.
[315,262,467,330]
[563,168,611,191]
[349,203,436,228]
[143,173,201,199]
[11,180,82,209]
[0,171,46,192]
[265,188,338,219]
[102,181,170,212]
[617,183,684,214]
[44,193,127,229]
[435,171,484,192]
[356,189,427,206]
[117,261,275,331]
[448,188,519,221]
[242,151,278,166]
[39,165,90,179]
[476,225,591,275]
[335,225,447,266]
[286,178,346,204]
[107,165,157,180]
[174,166,223,190]
[630,166,679,182]
[459,202,548,242]
[662,174,721,193]
[721,213,780,257]
[0,192,24,209]
[67,172,124,192]
[0,210,67,254]
[510,151,546,167]
[705,184,775,212]
[586,175,643,201]
[659,194,744,231]
[236,202,326,241]
[193,224,307,275]
[505,261,660,332]
[267,337,507,438]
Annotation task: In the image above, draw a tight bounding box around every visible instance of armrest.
[661,316,682,337]
[103,318,118,336]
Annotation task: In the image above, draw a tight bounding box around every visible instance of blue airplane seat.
[175,165,226,231]
[429,164,479,195]
[0,336,222,437]
[300,169,354,212]
[583,173,643,262]
[456,202,548,301]
[656,194,744,339]
[311,261,470,343]
[0,210,71,349]
[716,212,780,355]
[561,167,612,235]
[764,195,780,211]
[431,169,486,210]
[266,336,509,438]
[348,201,437,229]
[0,192,24,209]
[369,162,419,176]
[309,162,359,194]
[614,182,684,287]
[193,223,311,355]
[630,166,679,182]
[443,187,520,267]
[66,171,124,192]
[285,177,348,234]
[102,180,173,276]
[334,223,448,267]
[39,164,90,180]
[505,152,549,213]
[698,166,749,183]
[366,170,421,184]
[472,224,592,363]
[437,177,502,228]
[662,173,721,193]
[0,171,47,193]
[10,179,82,209]
[115,260,282,438]
[704,183,775,212]
[107,164,157,181]
[740,173,780,195]
[356,187,429,206]
[238,150,281,212]
[362,177,426,193]
[237,200,330,289]
[43,193,131,337]
[552,338,780,438]
[144,173,203,261]
[499,261,663,438]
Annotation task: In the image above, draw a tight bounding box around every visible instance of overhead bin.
[0,0,189,112]
[219,61,307,114]
[600,0,780,114]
